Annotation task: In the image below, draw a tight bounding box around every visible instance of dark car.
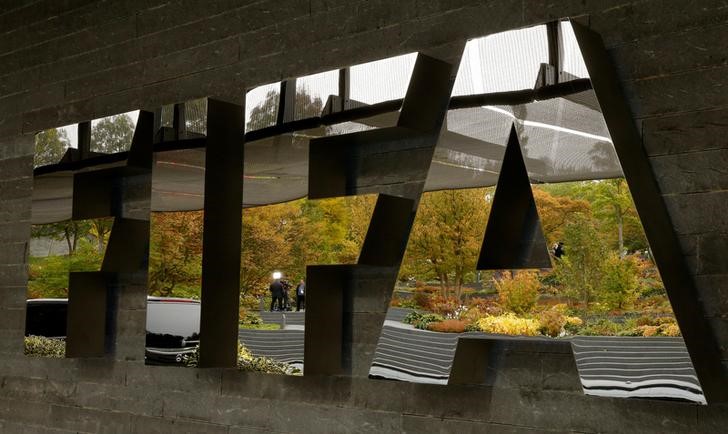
[25,297,201,365]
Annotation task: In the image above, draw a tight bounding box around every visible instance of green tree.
[27,237,104,298]
[340,194,377,263]
[31,220,91,256]
[541,180,648,256]
[91,114,135,153]
[599,253,639,310]
[555,214,607,308]
[241,202,298,297]
[285,197,358,281]
[590,179,635,257]
[34,128,70,167]
[89,218,113,254]
[533,187,591,245]
[403,188,490,299]
[86,114,136,255]
[148,211,204,298]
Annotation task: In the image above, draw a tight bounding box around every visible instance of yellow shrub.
[655,316,676,325]
[495,271,540,314]
[238,342,254,362]
[460,307,483,325]
[476,313,540,336]
[537,304,584,337]
[565,316,583,327]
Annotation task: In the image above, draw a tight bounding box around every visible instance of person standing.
[281,279,292,311]
[295,279,306,311]
[269,278,284,311]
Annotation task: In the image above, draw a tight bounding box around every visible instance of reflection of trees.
[173,89,326,136]
[146,332,200,348]
[91,114,135,153]
[588,141,620,172]
[247,87,323,131]
[511,103,552,179]
[294,86,324,120]
[511,104,530,157]
[185,98,208,135]
[248,90,279,130]
[34,128,70,167]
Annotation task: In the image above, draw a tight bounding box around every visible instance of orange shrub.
[660,323,681,337]
[538,305,567,337]
[635,315,654,327]
[639,325,659,337]
[427,319,468,333]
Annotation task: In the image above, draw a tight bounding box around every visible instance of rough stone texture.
[0,136,32,360]
[697,274,728,316]
[2,0,728,432]
[643,108,728,157]
[449,337,582,392]
[651,149,728,195]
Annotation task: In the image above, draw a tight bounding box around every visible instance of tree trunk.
[71,221,80,254]
[64,228,73,255]
[457,267,466,301]
[93,220,106,254]
[617,214,624,258]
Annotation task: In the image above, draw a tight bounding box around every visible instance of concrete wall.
[1,0,728,432]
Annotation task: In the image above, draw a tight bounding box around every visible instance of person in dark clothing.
[269,279,284,311]
[295,279,306,311]
[281,279,292,311]
[554,241,565,259]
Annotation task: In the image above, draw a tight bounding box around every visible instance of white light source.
[272,271,282,280]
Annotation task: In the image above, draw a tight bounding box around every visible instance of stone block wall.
[0,135,32,359]
[1,1,728,432]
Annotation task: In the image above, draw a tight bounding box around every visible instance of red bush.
[430,295,460,317]
[413,290,434,310]
[467,297,500,315]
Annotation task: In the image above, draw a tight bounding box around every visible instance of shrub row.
[183,342,297,375]
[24,335,65,358]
